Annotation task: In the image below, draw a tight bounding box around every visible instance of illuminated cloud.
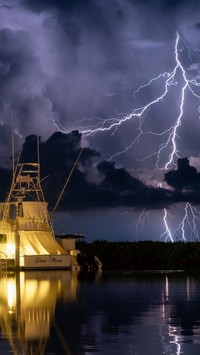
[0,0,197,144]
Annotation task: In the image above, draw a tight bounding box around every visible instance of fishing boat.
[0,137,102,270]
[0,161,71,269]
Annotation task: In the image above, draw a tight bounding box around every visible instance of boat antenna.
[5,143,23,204]
[37,135,41,183]
[51,147,84,218]
[11,112,15,177]
[37,135,40,166]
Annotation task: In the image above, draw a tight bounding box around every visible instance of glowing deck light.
[6,243,15,257]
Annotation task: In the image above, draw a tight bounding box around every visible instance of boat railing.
[0,217,52,232]
[17,219,51,232]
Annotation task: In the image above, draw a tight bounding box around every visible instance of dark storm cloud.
[3,131,200,212]
[96,160,172,209]
[165,157,200,191]
[130,0,190,8]
[18,132,200,211]
[164,158,200,204]
[39,146,200,210]
[22,0,195,11]
[22,0,93,11]
[0,130,172,210]
[20,131,172,211]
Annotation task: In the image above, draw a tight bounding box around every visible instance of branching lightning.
[161,208,174,242]
[52,31,200,243]
[76,32,200,170]
[52,31,200,172]
[161,203,200,242]
[131,210,150,237]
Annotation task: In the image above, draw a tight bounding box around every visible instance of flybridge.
[7,162,45,203]
[0,160,72,269]
[0,141,102,271]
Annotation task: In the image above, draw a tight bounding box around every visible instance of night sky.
[0,0,200,241]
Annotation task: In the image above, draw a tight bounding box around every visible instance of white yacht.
[0,162,71,269]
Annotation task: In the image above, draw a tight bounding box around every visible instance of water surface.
[0,270,200,354]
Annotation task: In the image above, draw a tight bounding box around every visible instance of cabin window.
[0,234,7,243]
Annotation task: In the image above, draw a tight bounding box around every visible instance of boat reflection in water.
[0,270,88,354]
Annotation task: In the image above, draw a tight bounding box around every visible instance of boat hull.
[20,254,71,269]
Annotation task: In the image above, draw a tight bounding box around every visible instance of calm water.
[0,270,200,354]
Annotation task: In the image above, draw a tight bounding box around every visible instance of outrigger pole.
[11,117,19,268]
[11,118,20,269]
[51,148,84,218]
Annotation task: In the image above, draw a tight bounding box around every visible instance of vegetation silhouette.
[76,240,200,270]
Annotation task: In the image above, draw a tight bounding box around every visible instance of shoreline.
[76,240,200,271]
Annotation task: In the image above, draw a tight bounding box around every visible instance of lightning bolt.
[131,210,150,236]
[175,203,200,242]
[52,31,200,171]
[161,203,200,243]
[49,115,69,134]
[161,208,174,242]
[52,31,200,244]
[74,32,200,170]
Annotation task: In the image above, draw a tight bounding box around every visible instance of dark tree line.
[76,240,200,270]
